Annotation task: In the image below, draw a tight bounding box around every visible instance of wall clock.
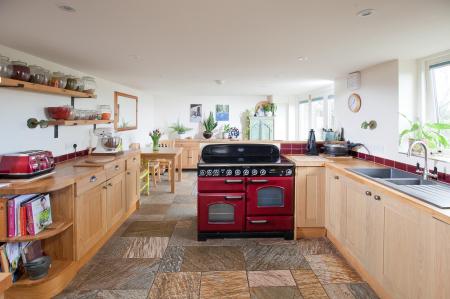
[348,93,362,113]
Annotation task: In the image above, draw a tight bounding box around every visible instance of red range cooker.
[197,144,294,241]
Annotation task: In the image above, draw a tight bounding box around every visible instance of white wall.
[335,60,448,170]
[0,44,154,156]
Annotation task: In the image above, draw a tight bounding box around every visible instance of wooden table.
[140,147,183,193]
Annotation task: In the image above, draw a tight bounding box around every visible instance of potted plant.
[169,120,192,139]
[269,103,277,116]
[149,129,162,151]
[222,124,231,139]
[263,103,272,116]
[399,113,450,154]
[203,112,218,139]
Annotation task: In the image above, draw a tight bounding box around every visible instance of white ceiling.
[0,0,449,96]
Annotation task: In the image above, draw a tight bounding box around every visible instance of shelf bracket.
[93,124,97,130]
[71,97,75,107]
[54,125,59,138]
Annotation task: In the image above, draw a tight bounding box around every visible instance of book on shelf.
[0,195,17,239]
[25,194,52,236]
[7,194,38,238]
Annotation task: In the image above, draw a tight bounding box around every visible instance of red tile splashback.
[54,148,90,164]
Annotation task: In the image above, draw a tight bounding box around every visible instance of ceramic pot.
[203,132,213,139]
[223,132,229,139]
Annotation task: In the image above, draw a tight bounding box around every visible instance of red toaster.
[0,150,55,179]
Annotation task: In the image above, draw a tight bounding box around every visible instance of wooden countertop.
[286,155,333,167]
[0,150,140,195]
[324,157,450,225]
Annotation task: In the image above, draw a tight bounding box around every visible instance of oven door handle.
[225,179,244,184]
[224,195,243,200]
[249,219,269,224]
[248,179,269,184]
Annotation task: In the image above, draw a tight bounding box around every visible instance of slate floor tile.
[247,270,296,287]
[297,237,338,256]
[135,204,171,215]
[158,246,185,272]
[121,221,177,237]
[97,237,169,259]
[291,269,328,299]
[244,245,310,270]
[200,271,250,299]
[148,272,201,299]
[305,254,362,284]
[181,246,246,271]
[249,286,303,299]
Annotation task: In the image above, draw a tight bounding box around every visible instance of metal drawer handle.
[365,191,372,196]
[250,220,269,224]
[249,179,269,183]
[108,183,113,187]
[133,157,137,161]
[225,179,243,184]
[115,165,120,170]
[224,196,243,200]
[374,195,381,201]
[334,176,339,180]
[90,176,97,182]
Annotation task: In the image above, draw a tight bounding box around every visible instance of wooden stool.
[158,140,176,180]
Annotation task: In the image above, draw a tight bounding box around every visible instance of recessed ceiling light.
[57,4,76,13]
[357,9,375,17]
[214,80,225,85]
[297,56,308,62]
[128,54,141,60]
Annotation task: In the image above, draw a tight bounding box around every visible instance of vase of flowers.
[149,129,162,151]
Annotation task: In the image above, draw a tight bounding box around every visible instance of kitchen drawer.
[126,154,140,170]
[105,159,125,179]
[198,177,245,192]
[76,171,106,196]
[246,216,293,232]
[198,193,245,232]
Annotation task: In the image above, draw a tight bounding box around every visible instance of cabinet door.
[296,167,325,228]
[325,170,346,239]
[382,195,432,299]
[75,183,107,259]
[126,167,139,211]
[432,217,450,299]
[249,119,261,140]
[260,118,274,140]
[106,173,126,230]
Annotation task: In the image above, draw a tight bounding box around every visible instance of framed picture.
[215,104,229,121]
[190,104,202,122]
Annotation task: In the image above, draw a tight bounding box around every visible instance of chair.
[129,143,160,194]
[157,140,176,180]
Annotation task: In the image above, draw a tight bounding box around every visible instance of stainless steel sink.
[347,167,450,209]
[385,178,437,186]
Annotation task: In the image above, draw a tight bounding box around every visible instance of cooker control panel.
[198,166,294,177]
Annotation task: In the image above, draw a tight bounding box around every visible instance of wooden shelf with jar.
[0,76,96,99]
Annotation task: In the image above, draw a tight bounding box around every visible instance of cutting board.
[286,155,332,167]
[74,156,115,167]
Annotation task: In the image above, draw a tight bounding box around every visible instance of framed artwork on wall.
[215,104,229,121]
[190,104,202,122]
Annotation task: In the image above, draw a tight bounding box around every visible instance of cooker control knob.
[213,169,220,176]
[285,169,293,176]
[243,169,250,176]
[235,169,241,176]
[260,169,267,176]
[206,169,212,176]
[251,169,258,176]
[226,169,232,176]
[199,169,206,176]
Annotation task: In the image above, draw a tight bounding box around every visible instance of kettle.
[306,129,319,156]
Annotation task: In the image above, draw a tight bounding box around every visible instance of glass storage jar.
[29,65,46,84]
[50,72,67,88]
[98,105,112,120]
[42,68,51,85]
[0,55,12,78]
[81,76,96,94]
[65,75,80,90]
[10,60,30,81]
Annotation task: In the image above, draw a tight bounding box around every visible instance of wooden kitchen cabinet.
[126,155,140,211]
[432,216,450,299]
[325,169,346,240]
[75,183,107,260]
[176,140,200,169]
[106,172,126,230]
[295,167,325,237]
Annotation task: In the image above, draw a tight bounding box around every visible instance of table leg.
[170,157,176,193]
[177,153,182,182]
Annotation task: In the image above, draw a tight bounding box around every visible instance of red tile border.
[54,148,90,164]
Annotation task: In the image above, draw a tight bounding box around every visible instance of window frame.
[297,93,335,140]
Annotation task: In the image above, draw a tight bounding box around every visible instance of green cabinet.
[249,117,274,140]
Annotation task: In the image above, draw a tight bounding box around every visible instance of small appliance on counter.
[0,150,55,179]
[323,141,370,157]
[197,143,295,241]
[92,128,123,156]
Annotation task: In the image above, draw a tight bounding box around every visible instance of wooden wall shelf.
[0,77,96,99]
[0,221,73,243]
[47,119,113,126]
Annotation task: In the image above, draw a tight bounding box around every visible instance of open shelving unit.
[0,221,73,243]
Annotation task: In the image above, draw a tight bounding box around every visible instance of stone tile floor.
[56,171,378,299]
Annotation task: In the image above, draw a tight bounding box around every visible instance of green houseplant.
[169,120,192,138]
[203,112,218,139]
[399,113,450,152]
[223,124,231,139]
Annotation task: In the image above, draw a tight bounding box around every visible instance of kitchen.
[0,1,450,298]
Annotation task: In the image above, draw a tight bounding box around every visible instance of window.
[298,94,335,140]
[430,61,450,140]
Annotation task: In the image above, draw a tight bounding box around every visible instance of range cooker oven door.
[246,177,293,216]
[198,193,245,232]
